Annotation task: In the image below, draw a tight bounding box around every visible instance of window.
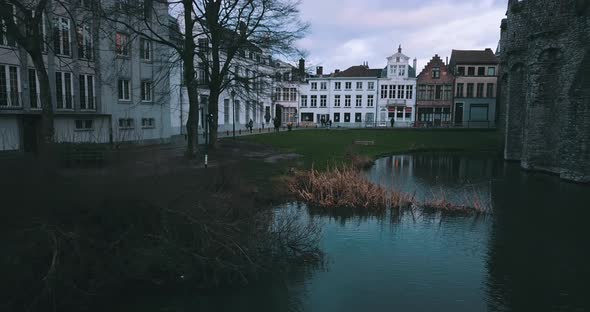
[469,104,489,121]
[28,69,39,109]
[432,67,440,79]
[426,85,434,100]
[139,0,153,20]
[301,95,307,107]
[282,87,289,101]
[55,72,73,109]
[333,113,340,122]
[417,85,427,100]
[444,85,453,100]
[118,79,130,101]
[381,85,387,99]
[367,95,374,107]
[310,95,317,107]
[389,85,395,99]
[487,67,496,76]
[75,119,93,131]
[234,100,240,123]
[356,82,362,90]
[289,88,297,101]
[457,66,465,76]
[406,85,413,99]
[198,62,208,84]
[334,82,341,90]
[115,32,129,56]
[141,81,152,102]
[399,66,406,76]
[487,83,495,98]
[320,82,327,90]
[53,17,71,56]
[0,65,20,107]
[467,67,475,76]
[355,113,362,122]
[344,95,351,107]
[456,83,464,98]
[79,74,95,110]
[77,24,93,60]
[476,83,484,98]
[344,113,350,122]
[405,107,412,119]
[334,95,341,107]
[368,82,374,90]
[118,118,134,129]
[435,85,442,100]
[141,117,156,129]
[311,82,317,90]
[140,38,151,60]
[478,67,485,76]
[355,95,362,107]
[320,95,327,107]
[345,82,352,90]
[466,83,474,97]
[366,112,374,122]
[224,99,230,123]
[0,5,17,47]
[398,85,405,99]
[390,65,397,75]
[397,107,403,118]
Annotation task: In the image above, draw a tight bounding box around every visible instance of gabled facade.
[449,49,499,128]
[416,54,454,127]
[377,45,418,127]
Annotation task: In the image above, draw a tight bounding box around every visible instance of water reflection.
[114,153,590,311]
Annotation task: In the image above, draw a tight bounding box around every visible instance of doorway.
[454,103,464,125]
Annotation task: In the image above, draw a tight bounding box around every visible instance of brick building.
[416,54,454,127]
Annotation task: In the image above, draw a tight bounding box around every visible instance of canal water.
[126,153,590,311]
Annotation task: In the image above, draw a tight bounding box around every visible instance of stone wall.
[499,0,590,183]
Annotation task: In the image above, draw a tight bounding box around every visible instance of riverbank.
[241,128,503,168]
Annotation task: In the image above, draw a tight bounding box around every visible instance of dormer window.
[390,65,397,75]
[398,65,406,76]
[396,57,400,62]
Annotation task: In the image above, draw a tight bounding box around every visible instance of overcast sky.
[294,0,507,74]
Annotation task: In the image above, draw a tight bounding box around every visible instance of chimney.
[316,66,323,76]
[398,44,402,53]
[335,69,340,74]
[413,58,417,70]
[446,56,449,65]
[298,58,305,80]
[485,48,493,52]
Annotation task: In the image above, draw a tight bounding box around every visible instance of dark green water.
[125,153,590,311]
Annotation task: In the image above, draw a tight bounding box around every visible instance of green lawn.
[241,129,503,168]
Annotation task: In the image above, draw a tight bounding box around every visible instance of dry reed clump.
[288,166,492,215]
[287,166,411,211]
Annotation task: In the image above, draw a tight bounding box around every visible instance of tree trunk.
[30,50,54,162]
[183,0,198,158]
[208,89,220,147]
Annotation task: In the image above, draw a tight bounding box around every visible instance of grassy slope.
[242,129,503,168]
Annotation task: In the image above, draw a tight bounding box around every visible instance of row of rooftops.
[297,48,498,80]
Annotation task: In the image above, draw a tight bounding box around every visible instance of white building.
[299,45,417,128]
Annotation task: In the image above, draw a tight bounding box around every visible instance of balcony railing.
[80,96,97,110]
[0,92,22,108]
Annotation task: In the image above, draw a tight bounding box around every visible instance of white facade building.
[299,46,417,128]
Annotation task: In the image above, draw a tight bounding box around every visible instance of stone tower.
[498,0,590,183]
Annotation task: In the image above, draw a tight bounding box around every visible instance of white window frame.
[115,32,129,57]
[334,95,340,107]
[345,82,352,90]
[118,79,131,101]
[118,118,134,129]
[320,95,327,107]
[344,95,351,107]
[367,95,374,107]
[139,38,151,60]
[141,80,152,102]
[368,82,374,90]
[311,82,317,90]
[356,82,362,90]
[355,95,362,107]
[55,71,73,110]
[53,17,71,56]
[77,23,93,60]
[141,117,156,129]
[334,82,341,90]
[75,119,94,131]
[79,74,95,110]
[301,95,307,107]
[320,82,327,90]
[0,64,21,107]
[310,95,317,107]
[28,68,40,109]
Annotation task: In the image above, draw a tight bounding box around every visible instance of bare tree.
[194,0,308,146]
[0,0,53,153]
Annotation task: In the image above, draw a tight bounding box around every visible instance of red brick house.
[416,55,454,127]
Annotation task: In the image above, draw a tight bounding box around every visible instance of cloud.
[295,0,507,73]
